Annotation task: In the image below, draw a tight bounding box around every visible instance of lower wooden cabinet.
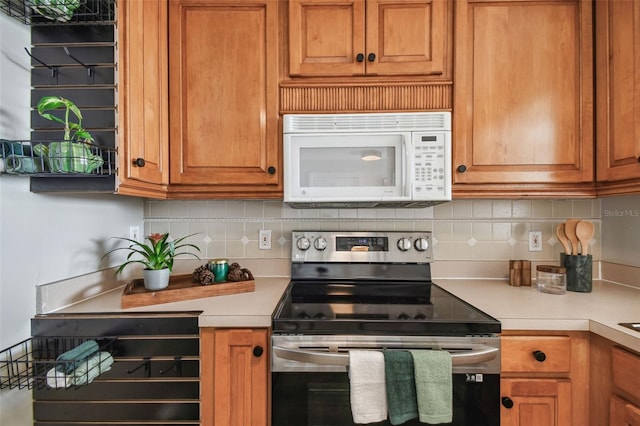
[591,334,640,426]
[611,395,640,426]
[200,328,269,426]
[501,378,571,426]
[500,331,589,426]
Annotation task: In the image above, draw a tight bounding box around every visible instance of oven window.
[272,372,500,426]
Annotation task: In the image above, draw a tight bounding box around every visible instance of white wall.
[0,14,143,425]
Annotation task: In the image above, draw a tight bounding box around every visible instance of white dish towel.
[349,350,388,424]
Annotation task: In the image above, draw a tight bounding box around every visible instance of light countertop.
[58,277,291,328]
[434,279,640,352]
[54,275,639,352]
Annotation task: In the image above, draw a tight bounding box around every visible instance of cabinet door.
[595,0,640,185]
[288,0,450,77]
[501,379,571,426]
[116,0,169,198]
[611,395,640,426]
[289,0,366,76]
[201,328,269,426]
[169,0,280,194]
[366,0,448,76]
[453,0,593,189]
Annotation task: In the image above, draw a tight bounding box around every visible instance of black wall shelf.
[0,0,115,26]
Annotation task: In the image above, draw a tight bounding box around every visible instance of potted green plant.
[103,233,201,290]
[36,96,104,174]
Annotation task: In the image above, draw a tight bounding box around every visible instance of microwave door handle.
[273,345,499,367]
[402,135,411,197]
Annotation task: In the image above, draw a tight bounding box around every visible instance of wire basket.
[0,140,116,177]
[0,0,115,26]
[0,336,116,390]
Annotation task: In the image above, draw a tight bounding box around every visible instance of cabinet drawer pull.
[532,350,547,362]
[501,397,514,409]
[253,346,264,357]
[134,158,146,167]
[267,166,276,175]
[367,52,376,62]
[356,53,364,62]
[457,164,467,173]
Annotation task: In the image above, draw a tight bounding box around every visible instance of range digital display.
[336,236,388,252]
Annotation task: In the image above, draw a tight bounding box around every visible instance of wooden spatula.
[576,220,595,255]
[564,219,581,255]
[556,223,572,254]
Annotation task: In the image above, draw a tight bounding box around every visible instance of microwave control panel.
[412,132,451,199]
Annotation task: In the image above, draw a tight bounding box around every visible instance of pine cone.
[227,263,254,282]
[192,264,215,285]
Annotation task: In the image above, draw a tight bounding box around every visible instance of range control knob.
[296,237,311,251]
[414,237,429,252]
[314,237,327,251]
[397,238,412,252]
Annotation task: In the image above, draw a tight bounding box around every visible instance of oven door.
[271,335,500,426]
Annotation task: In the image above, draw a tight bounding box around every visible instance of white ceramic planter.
[143,268,171,291]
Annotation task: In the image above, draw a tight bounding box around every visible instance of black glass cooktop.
[272,281,501,336]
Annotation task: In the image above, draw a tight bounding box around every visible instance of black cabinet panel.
[30,313,201,424]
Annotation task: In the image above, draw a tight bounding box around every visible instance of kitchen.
[1,0,640,425]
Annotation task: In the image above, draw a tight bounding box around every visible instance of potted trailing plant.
[36,95,104,174]
[31,0,81,22]
[103,233,201,290]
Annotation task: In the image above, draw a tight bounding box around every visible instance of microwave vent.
[283,112,451,133]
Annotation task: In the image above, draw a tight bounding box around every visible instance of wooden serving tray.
[121,274,255,309]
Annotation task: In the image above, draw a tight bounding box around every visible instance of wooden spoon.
[564,219,581,255]
[555,223,572,254]
[575,220,595,255]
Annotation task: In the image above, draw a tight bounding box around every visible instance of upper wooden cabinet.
[288,0,449,78]
[116,0,282,199]
[595,0,640,195]
[453,0,594,198]
[168,0,281,197]
[116,0,169,198]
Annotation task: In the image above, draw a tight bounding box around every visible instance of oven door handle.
[273,345,499,367]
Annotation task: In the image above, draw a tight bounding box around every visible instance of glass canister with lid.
[535,265,567,295]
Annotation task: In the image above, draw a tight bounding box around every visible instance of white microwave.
[283,112,452,208]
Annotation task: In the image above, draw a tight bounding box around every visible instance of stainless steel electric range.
[271,231,501,426]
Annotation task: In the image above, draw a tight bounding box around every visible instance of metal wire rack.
[0,0,114,25]
[0,336,116,390]
[0,140,116,177]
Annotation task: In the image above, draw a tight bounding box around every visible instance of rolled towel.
[349,350,387,424]
[4,155,44,173]
[410,350,453,424]
[55,340,99,374]
[0,140,30,157]
[46,367,71,389]
[384,350,418,425]
[70,351,114,386]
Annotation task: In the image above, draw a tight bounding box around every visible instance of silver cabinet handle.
[273,345,499,367]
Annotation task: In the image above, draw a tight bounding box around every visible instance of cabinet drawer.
[612,346,640,401]
[501,335,571,373]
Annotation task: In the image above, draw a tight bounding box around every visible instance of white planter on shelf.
[143,268,171,291]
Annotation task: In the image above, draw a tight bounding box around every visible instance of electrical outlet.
[528,231,542,252]
[259,229,272,250]
[129,226,140,242]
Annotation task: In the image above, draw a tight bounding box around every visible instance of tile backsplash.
[144,199,601,262]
